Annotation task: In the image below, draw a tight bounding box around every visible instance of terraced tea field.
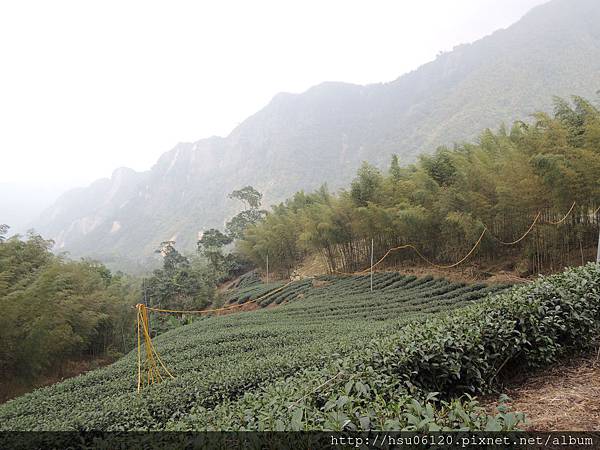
[0,272,507,430]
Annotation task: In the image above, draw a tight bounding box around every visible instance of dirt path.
[488,356,600,431]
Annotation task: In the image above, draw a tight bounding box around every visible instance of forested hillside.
[33,0,600,269]
[4,95,597,410]
[0,226,138,399]
[239,97,600,276]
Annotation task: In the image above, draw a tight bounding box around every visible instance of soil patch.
[486,355,600,431]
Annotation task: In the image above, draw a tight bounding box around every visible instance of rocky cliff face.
[34,0,600,268]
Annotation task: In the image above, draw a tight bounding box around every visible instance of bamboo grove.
[238,96,600,275]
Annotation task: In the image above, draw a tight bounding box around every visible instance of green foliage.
[226,186,267,241]
[228,186,263,210]
[1,258,598,431]
[147,225,251,322]
[225,209,265,241]
[0,231,137,382]
[197,229,233,271]
[146,245,215,315]
[154,241,188,272]
[389,154,402,181]
[240,97,600,275]
[0,272,500,430]
[350,162,383,206]
[174,263,600,431]
[420,147,457,187]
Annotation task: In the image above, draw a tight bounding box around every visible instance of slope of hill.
[33,0,600,266]
[1,263,599,432]
[0,273,510,430]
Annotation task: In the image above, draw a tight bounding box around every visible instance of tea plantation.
[1,265,599,431]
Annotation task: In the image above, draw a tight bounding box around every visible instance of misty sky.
[1,0,547,191]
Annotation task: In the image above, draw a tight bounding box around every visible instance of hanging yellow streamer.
[135,281,296,391]
[135,304,175,393]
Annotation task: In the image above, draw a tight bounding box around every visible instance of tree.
[226,186,267,240]
[155,241,189,272]
[237,96,600,275]
[389,154,402,181]
[226,209,266,240]
[420,147,457,187]
[0,231,137,381]
[146,241,214,314]
[197,229,233,270]
[228,186,263,210]
[350,162,382,206]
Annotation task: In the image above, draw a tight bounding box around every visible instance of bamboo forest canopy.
[238,96,600,276]
[0,229,138,381]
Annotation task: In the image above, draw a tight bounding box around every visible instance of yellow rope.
[136,304,175,393]
[139,305,174,380]
[136,308,142,392]
[332,201,583,275]
[547,201,576,225]
[135,280,297,391]
[333,227,487,275]
[382,227,487,270]
[489,212,541,245]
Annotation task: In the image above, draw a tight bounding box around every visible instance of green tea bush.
[226,281,285,304]
[5,264,596,432]
[174,263,599,431]
[229,270,262,289]
[0,273,496,431]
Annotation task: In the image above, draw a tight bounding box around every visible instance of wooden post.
[370,238,374,292]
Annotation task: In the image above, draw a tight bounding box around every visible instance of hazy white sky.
[1,0,547,188]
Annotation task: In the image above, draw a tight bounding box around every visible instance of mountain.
[34,0,600,269]
[0,182,74,234]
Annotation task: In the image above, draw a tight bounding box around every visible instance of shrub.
[176,263,599,431]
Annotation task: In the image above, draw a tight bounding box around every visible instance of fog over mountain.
[0,182,78,234]
[30,0,600,269]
